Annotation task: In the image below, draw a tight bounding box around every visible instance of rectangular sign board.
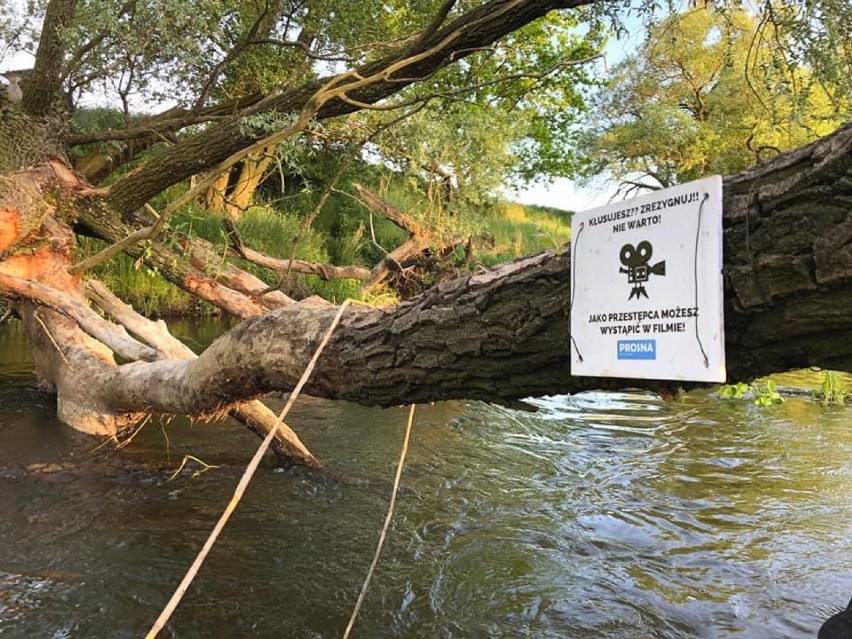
[570,176,725,382]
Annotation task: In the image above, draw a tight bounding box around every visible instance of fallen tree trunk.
[2,122,852,465]
[79,122,852,404]
[1,0,851,466]
[5,121,852,405]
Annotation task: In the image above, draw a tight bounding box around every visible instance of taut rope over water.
[145,300,352,639]
[342,403,416,639]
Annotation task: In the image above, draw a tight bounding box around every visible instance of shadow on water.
[0,320,851,637]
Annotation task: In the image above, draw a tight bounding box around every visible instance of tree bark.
[1,0,851,466]
[223,149,275,220]
[1,122,851,464]
[101,0,593,217]
[22,0,76,116]
[5,122,852,418]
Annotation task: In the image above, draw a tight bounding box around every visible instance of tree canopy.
[0,0,851,464]
[577,6,850,194]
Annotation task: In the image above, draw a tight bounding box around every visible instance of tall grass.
[77,178,573,316]
[76,240,198,317]
[477,202,572,265]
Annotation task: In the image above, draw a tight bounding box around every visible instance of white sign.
[570,176,725,382]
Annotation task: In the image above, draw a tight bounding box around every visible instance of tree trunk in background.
[204,170,231,214]
[224,148,274,220]
[200,148,274,219]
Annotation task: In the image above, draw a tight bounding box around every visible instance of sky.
[513,176,613,212]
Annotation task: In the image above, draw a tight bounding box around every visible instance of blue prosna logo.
[617,339,657,360]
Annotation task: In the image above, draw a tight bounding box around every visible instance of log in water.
[1,320,850,638]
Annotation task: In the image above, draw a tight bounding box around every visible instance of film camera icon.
[619,240,666,300]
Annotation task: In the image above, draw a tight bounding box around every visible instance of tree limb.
[0,272,161,362]
[23,0,76,115]
[352,183,428,236]
[228,245,371,281]
[84,280,318,465]
[73,120,852,413]
[102,0,595,216]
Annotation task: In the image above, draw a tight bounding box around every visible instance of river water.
[0,319,850,638]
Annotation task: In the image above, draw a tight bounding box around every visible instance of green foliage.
[811,371,850,405]
[76,239,198,317]
[718,382,749,399]
[752,379,785,407]
[720,371,852,407]
[62,0,232,106]
[578,7,849,191]
[752,0,852,103]
[70,106,127,134]
[77,173,573,315]
[77,203,335,315]
[7,0,848,316]
[718,379,784,406]
[356,11,603,209]
[476,201,571,265]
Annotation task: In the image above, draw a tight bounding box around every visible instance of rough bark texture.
[22,0,76,116]
[1,0,851,466]
[720,122,852,379]
[1,123,851,463]
[101,0,593,217]
[48,122,852,414]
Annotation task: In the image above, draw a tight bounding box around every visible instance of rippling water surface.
[1,320,850,638]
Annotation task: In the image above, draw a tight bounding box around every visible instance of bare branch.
[67,225,154,276]
[0,273,161,362]
[228,245,371,281]
[352,183,428,236]
[66,114,228,146]
[410,0,458,52]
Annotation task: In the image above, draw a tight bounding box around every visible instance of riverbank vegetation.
[0,0,850,462]
[75,190,572,316]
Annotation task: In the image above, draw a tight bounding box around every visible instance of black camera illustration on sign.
[619,240,665,300]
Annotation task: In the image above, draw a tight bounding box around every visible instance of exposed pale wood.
[352,183,435,293]
[84,280,319,466]
[224,148,275,220]
[5,123,852,427]
[0,273,160,361]
[0,0,851,468]
[353,183,429,237]
[362,237,427,292]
